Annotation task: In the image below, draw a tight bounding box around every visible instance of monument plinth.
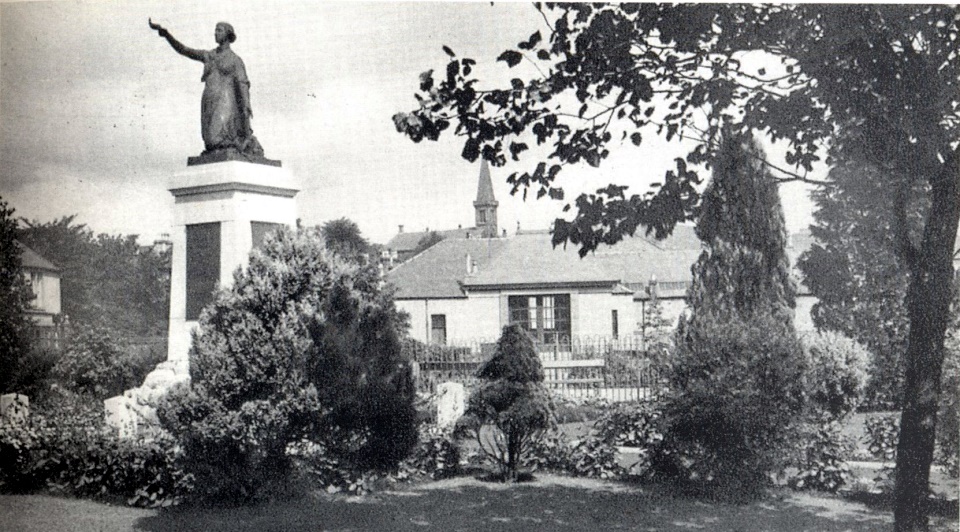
[166,160,298,363]
[106,159,298,435]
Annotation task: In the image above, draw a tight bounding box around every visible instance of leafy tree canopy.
[321,217,371,261]
[395,4,958,256]
[0,197,35,393]
[18,216,171,337]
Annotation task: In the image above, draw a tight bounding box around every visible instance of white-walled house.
[17,241,62,347]
[386,225,819,346]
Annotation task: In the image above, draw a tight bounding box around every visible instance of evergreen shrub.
[455,325,554,481]
[158,227,417,504]
[802,331,870,420]
[654,313,806,497]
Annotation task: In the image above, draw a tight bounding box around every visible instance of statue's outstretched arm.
[149,19,204,62]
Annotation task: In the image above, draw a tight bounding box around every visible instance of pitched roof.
[16,241,59,272]
[386,237,509,299]
[385,227,480,253]
[386,223,820,301]
[462,228,702,290]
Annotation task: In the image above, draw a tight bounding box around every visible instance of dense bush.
[864,414,900,462]
[787,420,854,493]
[654,313,807,498]
[525,402,664,480]
[593,401,663,448]
[0,392,191,507]
[158,227,417,504]
[455,325,554,481]
[0,198,35,395]
[938,336,960,478]
[396,426,462,481]
[802,331,870,420]
[524,430,574,473]
[565,436,625,479]
[48,329,167,401]
[524,430,624,480]
[51,328,135,399]
[7,347,60,398]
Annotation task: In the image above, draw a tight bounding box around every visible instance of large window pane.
[507,294,571,345]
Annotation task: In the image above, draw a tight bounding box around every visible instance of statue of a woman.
[149,19,265,161]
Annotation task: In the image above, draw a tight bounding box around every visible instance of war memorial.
[105,21,299,435]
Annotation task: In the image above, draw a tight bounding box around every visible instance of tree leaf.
[497,50,523,68]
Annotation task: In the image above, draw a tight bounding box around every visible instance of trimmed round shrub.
[802,331,869,420]
[158,227,417,504]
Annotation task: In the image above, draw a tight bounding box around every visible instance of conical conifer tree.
[686,131,796,327]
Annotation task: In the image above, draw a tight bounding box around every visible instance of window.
[28,273,43,308]
[508,294,571,346]
[612,309,619,339]
[478,210,487,224]
[430,314,447,345]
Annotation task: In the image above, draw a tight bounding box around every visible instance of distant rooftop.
[385,225,819,300]
[17,241,59,273]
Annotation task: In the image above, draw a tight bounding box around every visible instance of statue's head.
[215,22,236,44]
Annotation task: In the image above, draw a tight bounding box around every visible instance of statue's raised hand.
[148,18,169,38]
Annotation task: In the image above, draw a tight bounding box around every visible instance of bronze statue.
[149,19,269,164]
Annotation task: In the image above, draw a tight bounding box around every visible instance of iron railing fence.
[407,335,667,402]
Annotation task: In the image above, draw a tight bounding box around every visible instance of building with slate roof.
[17,241,62,345]
[386,225,817,345]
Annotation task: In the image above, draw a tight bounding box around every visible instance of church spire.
[473,159,499,237]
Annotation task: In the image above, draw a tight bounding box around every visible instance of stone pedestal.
[166,161,299,364]
[105,160,298,436]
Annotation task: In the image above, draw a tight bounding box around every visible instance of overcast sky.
[0,0,817,245]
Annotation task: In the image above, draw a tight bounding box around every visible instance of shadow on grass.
[132,475,915,532]
[841,490,959,519]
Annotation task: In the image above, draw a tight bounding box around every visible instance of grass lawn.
[2,475,957,532]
